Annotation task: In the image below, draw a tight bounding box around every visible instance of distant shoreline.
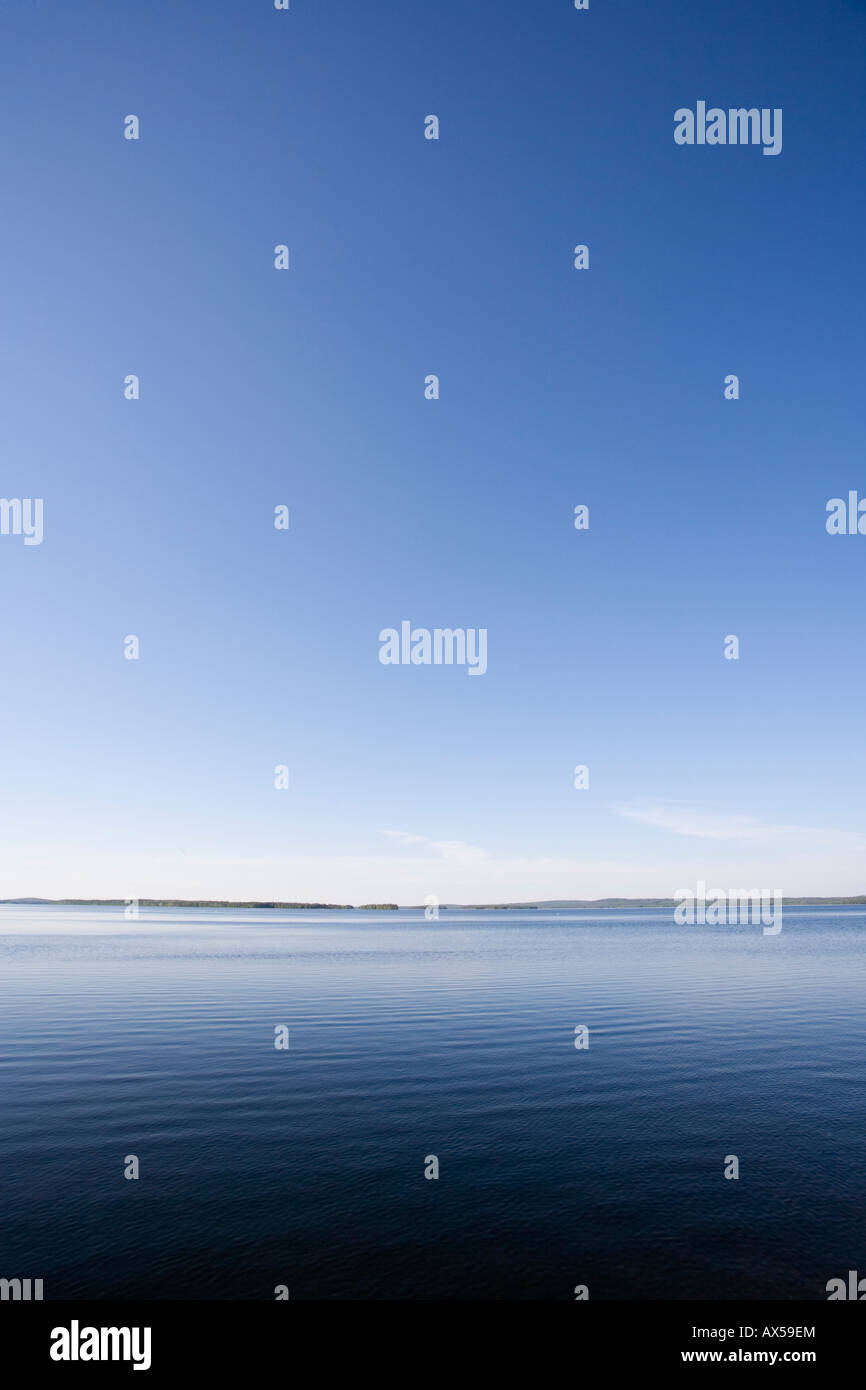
[2,897,865,910]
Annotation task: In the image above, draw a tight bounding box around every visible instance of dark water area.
[1,905,864,1300]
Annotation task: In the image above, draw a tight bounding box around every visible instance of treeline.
[50,899,357,909]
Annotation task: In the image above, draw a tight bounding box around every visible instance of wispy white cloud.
[8,815,866,905]
[611,801,866,850]
[380,829,489,865]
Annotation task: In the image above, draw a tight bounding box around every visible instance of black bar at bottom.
[1,1299,858,1376]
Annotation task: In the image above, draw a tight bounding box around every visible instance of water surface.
[1,905,864,1299]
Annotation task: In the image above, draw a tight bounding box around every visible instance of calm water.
[1,904,864,1300]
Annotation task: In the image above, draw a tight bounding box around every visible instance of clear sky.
[1,0,864,903]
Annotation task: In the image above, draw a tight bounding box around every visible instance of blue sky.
[1,0,864,902]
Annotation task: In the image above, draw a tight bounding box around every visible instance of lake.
[1,904,863,1300]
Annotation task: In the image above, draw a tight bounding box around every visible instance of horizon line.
[3,895,866,910]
